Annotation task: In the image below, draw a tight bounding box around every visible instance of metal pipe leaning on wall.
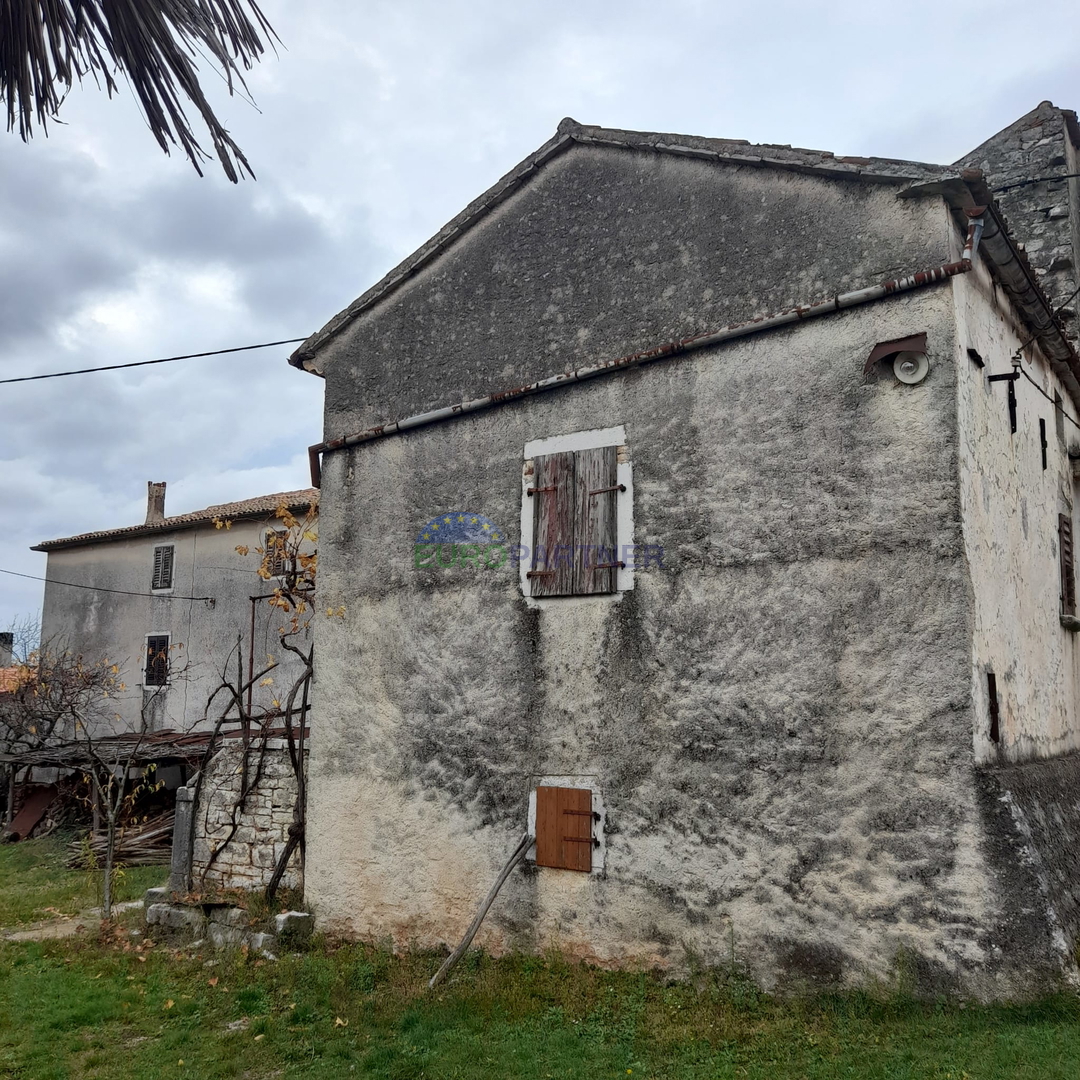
[307,211,988,488]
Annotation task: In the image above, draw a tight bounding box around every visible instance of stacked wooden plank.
[67,812,175,867]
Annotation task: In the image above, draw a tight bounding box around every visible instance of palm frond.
[0,0,278,181]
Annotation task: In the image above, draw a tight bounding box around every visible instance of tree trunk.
[102,811,116,921]
[5,765,15,826]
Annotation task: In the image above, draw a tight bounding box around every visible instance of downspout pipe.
[307,210,986,488]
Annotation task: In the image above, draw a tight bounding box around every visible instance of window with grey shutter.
[529,445,621,597]
[1060,513,1076,617]
[145,635,170,686]
[265,529,289,577]
[151,545,174,590]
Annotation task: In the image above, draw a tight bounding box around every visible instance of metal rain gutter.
[306,210,987,488]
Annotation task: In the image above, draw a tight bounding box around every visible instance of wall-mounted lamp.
[893,351,930,384]
[864,332,929,385]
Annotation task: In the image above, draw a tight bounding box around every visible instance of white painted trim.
[519,426,634,604]
[142,630,171,688]
[524,425,625,458]
[150,542,175,595]
[525,776,606,874]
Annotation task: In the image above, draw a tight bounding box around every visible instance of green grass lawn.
[2,839,1080,1079]
[0,833,165,927]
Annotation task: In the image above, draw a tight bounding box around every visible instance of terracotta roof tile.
[0,667,29,694]
[32,489,318,552]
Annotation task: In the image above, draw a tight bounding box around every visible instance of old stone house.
[291,101,1080,996]
[32,483,317,737]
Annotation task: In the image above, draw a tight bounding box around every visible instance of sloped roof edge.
[289,118,956,373]
[32,489,318,553]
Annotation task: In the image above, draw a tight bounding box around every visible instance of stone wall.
[960,101,1080,343]
[192,740,304,892]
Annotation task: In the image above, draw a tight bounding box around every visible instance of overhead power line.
[0,567,214,602]
[0,338,308,386]
[992,172,1080,195]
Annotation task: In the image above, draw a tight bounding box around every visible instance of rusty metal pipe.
[307,214,986,488]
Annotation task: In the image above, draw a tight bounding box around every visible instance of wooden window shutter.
[152,545,174,590]
[574,445,619,595]
[1060,513,1076,616]
[145,635,170,686]
[535,786,593,872]
[530,452,576,597]
[266,529,288,577]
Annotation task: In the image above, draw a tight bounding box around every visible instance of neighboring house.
[0,632,18,695]
[291,101,1080,996]
[31,484,317,735]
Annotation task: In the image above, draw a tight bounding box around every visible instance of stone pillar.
[169,783,196,894]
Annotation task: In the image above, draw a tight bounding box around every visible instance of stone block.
[208,906,249,928]
[147,903,204,934]
[273,911,314,946]
[144,887,171,906]
[208,923,245,949]
[250,931,275,954]
[254,846,278,868]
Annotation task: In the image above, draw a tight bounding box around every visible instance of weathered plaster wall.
[953,262,1080,764]
[39,520,311,735]
[192,741,304,891]
[316,144,953,436]
[308,267,1067,993]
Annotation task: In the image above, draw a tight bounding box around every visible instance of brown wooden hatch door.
[535,786,593,872]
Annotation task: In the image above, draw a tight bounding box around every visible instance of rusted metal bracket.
[588,484,626,496]
[527,486,556,497]
[988,370,1020,434]
[526,569,555,579]
[562,836,601,846]
[593,561,626,571]
[563,809,601,820]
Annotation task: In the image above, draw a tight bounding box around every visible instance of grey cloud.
[2,0,1079,634]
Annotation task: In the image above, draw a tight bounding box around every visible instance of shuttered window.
[529,446,621,597]
[151,545,174,590]
[1060,513,1076,616]
[145,635,170,686]
[265,529,289,577]
[534,786,594,872]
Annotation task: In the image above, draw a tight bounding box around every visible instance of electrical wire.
[0,338,308,386]
[1011,281,1080,362]
[992,172,1080,195]
[0,567,214,602]
[1015,365,1080,434]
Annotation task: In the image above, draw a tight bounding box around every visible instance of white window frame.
[143,632,171,688]
[151,543,175,593]
[519,425,634,603]
[526,775,606,874]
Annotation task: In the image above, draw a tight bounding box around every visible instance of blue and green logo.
[414,512,509,569]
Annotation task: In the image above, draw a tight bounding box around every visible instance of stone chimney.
[958,101,1080,342]
[0,632,12,667]
[146,481,167,524]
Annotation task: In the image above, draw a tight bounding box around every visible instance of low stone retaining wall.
[144,886,313,956]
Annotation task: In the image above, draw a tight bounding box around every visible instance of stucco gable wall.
[317,145,952,436]
[306,282,1066,994]
[39,520,311,734]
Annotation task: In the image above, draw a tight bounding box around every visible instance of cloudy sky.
[1,0,1078,633]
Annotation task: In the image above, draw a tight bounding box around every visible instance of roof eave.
[31,494,318,553]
